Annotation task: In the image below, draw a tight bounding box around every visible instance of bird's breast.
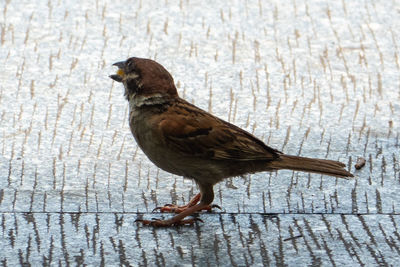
[129,107,182,175]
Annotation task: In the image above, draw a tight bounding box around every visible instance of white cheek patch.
[126,73,140,80]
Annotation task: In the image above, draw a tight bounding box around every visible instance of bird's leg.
[137,183,216,226]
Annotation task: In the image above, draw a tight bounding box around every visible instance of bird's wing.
[158,100,280,161]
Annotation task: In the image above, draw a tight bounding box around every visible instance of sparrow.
[110,57,353,227]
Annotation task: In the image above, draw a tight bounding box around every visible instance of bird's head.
[110,57,178,101]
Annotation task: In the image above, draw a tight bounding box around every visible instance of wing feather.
[158,100,280,161]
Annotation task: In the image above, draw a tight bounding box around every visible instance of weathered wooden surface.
[1,213,399,266]
[1,0,399,266]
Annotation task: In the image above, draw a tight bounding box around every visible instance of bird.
[110,57,353,227]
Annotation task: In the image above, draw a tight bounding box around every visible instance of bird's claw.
[211,204,222,211]
[152,203,220,214]
[152,204,182,213]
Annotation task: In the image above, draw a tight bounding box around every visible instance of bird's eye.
[126,59,135,72]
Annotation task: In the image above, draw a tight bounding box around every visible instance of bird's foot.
[153,203,220,213]
[137,198,216,227]
[135,217,203,227]
[153,204,191,213]
[152,193,220,214]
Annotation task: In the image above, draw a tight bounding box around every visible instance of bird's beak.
[109,61,126,82]
[112,61,126,69]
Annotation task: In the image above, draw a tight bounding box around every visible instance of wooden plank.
[0,213,399,266]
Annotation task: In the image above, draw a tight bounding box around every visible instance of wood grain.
[0,0,399,265]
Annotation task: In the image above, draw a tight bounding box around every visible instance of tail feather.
[270,154,353,178]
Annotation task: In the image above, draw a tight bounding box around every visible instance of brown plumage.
[110,57,353,227]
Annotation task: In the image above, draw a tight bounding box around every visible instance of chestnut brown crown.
[110,57,178,100]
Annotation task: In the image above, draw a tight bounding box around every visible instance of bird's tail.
[269,154,353,178]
